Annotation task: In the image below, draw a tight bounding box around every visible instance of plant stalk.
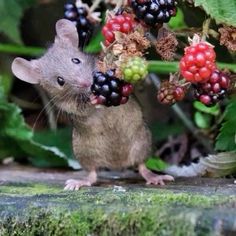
[149,73,214,153]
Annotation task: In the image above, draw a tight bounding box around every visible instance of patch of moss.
[0,183,61,195]
[0,183,236,235]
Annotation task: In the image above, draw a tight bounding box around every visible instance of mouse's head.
[12,19,95,113]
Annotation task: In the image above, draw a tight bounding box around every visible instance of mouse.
[11,19,174,190]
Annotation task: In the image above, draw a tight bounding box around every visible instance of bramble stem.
[0,43,235,73]
[149,73,214,153]
[148,60,236,74]
[0,44,44,56]
[90,0,103,13]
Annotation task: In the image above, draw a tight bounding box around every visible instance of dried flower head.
[219,25,236,52]
[155,28,178,61]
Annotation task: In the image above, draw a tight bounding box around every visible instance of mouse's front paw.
[64,179,92,191]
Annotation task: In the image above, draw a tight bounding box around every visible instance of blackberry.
[64,2,93,48]
[130,0,177,26]
[122,57,148,83]
[180,41,216,83]
[157,81,186,105]
[102,13,136,46]
[91,70,133,107]
[194,70,230,106]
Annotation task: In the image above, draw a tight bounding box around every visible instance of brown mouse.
[11,19,174,190]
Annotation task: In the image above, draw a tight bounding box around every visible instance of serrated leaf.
[194,112,212,129]
[195,0,236,27]
[215,99,236,151]
[0,0,36,44]
[194,101,220,116]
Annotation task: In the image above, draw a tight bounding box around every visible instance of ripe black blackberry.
[130,0,177,26]
[64,2,93,48]
[194,70,230,106]
[91,70,133,107]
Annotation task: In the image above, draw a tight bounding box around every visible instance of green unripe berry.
[122,57,148,83]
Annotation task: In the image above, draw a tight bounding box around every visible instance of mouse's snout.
[80,80,91,88]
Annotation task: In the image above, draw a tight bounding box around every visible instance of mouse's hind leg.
[129,127,174,186]
[139,164,174,186]
[64,169,97,191]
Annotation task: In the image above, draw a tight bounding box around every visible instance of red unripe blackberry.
[180,42,216,83]
[157,81,186,105]
[194,70,230,106]
[91,70,133,107]
[64,2,94,48]
[130,0,177,26]
[102,13,136,46]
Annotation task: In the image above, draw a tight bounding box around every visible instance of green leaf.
[146,157,169,172]
[195,0,236,27]
[215,99,236,151]
[19,140,71,168]
[0,0,36,44]
[0,100,80,169]
[194,101,220,116]
[194,112,212,129]
[0,73,13,97]
[85,31,103,53]
[168,8,186,29]
[33,128,73,158]
[0,102,33,140]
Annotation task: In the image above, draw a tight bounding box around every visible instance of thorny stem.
[149,73,214,153]
[114,0,125,13]
[90,0,103,13]
[202,18,211,40]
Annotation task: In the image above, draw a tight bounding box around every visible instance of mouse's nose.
[79,80,91,88]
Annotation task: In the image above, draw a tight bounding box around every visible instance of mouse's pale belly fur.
[72,98,151,171]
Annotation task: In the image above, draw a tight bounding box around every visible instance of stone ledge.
[0,166,236,236]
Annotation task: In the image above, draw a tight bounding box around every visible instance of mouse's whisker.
[33,94,59,131]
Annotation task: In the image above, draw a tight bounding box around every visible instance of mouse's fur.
[12,19,174,189]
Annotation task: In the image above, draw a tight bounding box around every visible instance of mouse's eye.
[57,76,65,86]
[71,58,81,64]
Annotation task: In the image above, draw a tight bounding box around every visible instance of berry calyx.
[102,13,136,46]
[91,70,133,107]
[194,70,230,106]
[130,0,177,26]
[180,41,217,83]
[122,57,148,83]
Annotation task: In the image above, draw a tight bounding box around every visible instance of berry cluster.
[91,70,133,107]
[194,70,230,106]
[122,57,148,83]
[129,0,177,26]
[64,2,93,48]
[102,13,136,46]
[180,42,216,83]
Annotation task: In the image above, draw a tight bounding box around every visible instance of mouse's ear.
[55,19,79,47]
[11,58,41,84]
